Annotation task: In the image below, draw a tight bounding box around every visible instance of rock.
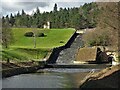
[79,65,120,88]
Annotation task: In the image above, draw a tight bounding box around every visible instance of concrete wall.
[46,32,78,64]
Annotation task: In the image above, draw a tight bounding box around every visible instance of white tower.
[47,21,50,29]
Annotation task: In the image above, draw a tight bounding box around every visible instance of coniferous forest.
[2,3,99,29]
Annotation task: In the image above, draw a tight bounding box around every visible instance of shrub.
[37,33,45,37]
[24,32,34,37]
[60,41,64,43]
[82,27,115,47]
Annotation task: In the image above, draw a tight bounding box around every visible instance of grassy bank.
[1,48,50,62]
[11,28,75,48]
[1,28,75,62]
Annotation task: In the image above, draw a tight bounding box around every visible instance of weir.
[45,64,111,69]
[56,34,83,64]
[45,31,111,69]
[47,32,84,64]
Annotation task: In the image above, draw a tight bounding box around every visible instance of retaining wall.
[2,65,43,78]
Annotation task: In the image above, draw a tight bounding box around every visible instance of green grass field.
[1,48,50,62]
[11,28,75,48]
[1,28,75,61]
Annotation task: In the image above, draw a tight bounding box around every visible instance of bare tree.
[2,21,13,63]
[2,21,13,49]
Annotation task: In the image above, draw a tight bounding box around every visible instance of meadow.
[1,28,75,61]
[11,28,75,48]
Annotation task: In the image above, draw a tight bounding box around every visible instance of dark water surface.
[2,68,99,88]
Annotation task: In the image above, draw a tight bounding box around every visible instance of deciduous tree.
[2,21,13,48]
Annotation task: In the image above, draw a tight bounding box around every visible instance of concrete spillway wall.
[47,32,83,64]
[46,32,78,64]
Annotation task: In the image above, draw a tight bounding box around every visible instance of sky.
[0,0,97,16]
[1,0,120,16]
[1,0,96,16]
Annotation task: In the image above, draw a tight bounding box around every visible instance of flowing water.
[1,34,105,89]
[2,68,99,88]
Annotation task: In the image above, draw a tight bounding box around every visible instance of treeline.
[2,2,99,29]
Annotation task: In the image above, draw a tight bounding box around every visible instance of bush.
[60,41,64,43]
[37,33,45,37]
[24,32,34,37]
[83,28,112,47]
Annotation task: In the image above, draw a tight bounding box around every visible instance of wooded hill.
[83,2,119,49]
[2,3,99,29]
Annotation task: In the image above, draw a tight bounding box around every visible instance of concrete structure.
[75,47,97,63]
[76,30,85,34]
[76,28,96,34]
[55,34,82,64]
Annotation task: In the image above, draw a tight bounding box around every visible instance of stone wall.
[2,65,43,78]
[75,47,97,63]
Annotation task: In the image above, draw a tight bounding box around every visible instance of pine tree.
[17,11,20,17]
[54,3,58,12]
[5,15,9,24]
[36,7,40,14]
[22,9,26,15]
[9,13,15,26]
[21,9,28,27]
[3,2,99,29]
[2,16,5,24]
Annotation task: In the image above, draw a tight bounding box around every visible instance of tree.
[9,13,15,26]
[36,7,40,14]
[2,2,99,29]
[2,20,14,63]
[20,9,28,27]
[2,21,13,48]
[22,9,26,15]
[54,3,58,12]
[5,15,9,24]
[2,16,5,24]
[17,11,20,17]
[35,7,42,28]
[14,11,21,27]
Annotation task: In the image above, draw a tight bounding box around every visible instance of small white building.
[43,21,50,29]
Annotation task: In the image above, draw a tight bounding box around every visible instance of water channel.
[1,34,106,89]
[2,68,100,89]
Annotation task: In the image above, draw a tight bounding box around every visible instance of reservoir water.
[2,68,99,88]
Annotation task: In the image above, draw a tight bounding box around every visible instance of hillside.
[83,2,119,61]
[97,2,119,48]
[11,28,75,48]
[1,28,75,62]
[80,2,120,88]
